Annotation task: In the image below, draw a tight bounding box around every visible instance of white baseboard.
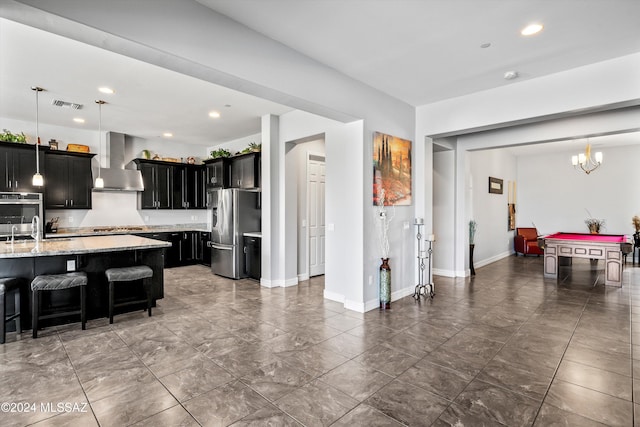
[260,276,299,288]
[433,268,456,277]
[323,290,345,304]
[297,273,310,281]
[475,250,513,268]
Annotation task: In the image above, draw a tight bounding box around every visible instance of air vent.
[51,99,83,110]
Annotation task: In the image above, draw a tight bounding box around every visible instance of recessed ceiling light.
[98,87,115,94]
[73,117,85,123]
[480,42,491,49]
[163,132,173,137]
[224,104,232,108]
[209,111,221,118]
[504,70,519,80]
[521,23,543,36]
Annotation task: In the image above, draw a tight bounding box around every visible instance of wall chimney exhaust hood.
[92,132,144,192]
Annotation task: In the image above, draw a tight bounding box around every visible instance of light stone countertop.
[46,224,209,239]
[0,235,171,259]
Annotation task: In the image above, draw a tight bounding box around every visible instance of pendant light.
[94,100,106,189]
[31,86,44,187]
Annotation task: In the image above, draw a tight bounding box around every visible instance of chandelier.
[571,142,602,175]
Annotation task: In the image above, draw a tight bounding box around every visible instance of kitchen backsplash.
[45,191,207,228]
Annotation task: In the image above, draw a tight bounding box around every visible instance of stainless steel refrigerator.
[207,188,261,279]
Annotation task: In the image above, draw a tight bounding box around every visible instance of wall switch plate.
[144,215,149,221]
[66,259,76,271]
[368,275,373,285]
[327,223,335,231]
[302,219,307,227]
[68,216,74,223]
[403,221,410,229]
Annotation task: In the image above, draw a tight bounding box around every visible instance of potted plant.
[210,148,231,159]
[0,129,27,143]
[585,218,605,234]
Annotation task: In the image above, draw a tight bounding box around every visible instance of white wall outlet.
[403,221,410,230]
[68,216,74,223]
[144,215,149,221]
[368,275,373,285]
[66,259,76,272]
[327,223,335,231]
[302,219,307,227]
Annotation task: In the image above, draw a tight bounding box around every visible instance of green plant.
[0,129,27,143]
[240,142,261,154]
[210,148,231,159]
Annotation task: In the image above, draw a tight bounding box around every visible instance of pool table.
[542,232,630,286]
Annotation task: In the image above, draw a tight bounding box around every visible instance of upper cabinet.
[0,141,46,193]
[134,159,206,210]
[204,157,230,189]
[173,164,206,209]
[230,152,261,189]
[44,150,95,209]
[203,152,261,190]
[134,159,173,209]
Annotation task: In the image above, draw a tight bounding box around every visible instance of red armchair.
[514,227,543,256]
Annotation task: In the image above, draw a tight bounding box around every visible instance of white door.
[308,157,325,276]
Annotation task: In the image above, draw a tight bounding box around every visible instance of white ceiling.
[1,1,640,149]
[0,18,293,147]
[198,0,640,106]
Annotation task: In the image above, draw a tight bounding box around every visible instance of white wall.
[518,144,640,236]
[206,133,261,157]
[432,150,455,275]
[468,149,517,267]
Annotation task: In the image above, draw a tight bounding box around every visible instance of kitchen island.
[1,235,171,330]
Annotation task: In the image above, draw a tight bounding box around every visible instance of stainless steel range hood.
[92,132,144,192]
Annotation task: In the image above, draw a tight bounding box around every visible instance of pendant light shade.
[31,86,44,187]
[94,100,106,189]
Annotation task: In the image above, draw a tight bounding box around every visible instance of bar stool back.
[1,277,22,344]
[31,272,87,338]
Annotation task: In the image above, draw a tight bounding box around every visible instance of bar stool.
[31,272,87,338]
[1,277,22,344]
[105,265,153,324]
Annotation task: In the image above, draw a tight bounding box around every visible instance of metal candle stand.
[413,219,435,300]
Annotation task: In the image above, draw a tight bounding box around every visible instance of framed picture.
[373,132,412,206]
[488,176,503,194]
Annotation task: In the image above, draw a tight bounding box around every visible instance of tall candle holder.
[413,219,435,300]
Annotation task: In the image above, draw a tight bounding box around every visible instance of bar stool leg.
[14,288,21,336]
[80,286,86,330]
[144,278,152,317]
[32,290,39,339]
[108,281,114,324]
[1,290,5,344]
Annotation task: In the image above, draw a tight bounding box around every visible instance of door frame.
[306,152,326,279]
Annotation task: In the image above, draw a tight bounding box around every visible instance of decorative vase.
[379,258,391,310]
[469,244,476,276]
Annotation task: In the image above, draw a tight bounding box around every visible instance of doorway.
[308,154,326,277]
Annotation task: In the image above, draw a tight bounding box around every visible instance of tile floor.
[1,255,639,426]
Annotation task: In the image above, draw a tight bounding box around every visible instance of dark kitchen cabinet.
[44,151,94,209]
[244,235,261,280]
[0,141,46,193]
[199,231,211,266]
[134,159,172,209]
[230,152,260,189]
[178,231,195,264]
[173,165,206,209]
[204,157,230,188]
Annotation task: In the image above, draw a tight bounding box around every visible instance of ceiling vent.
[51,99,83,110]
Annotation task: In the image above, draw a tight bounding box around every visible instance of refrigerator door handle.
[209,243,233,251]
